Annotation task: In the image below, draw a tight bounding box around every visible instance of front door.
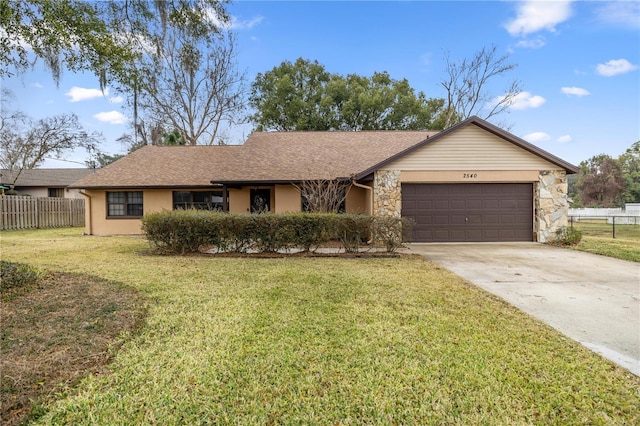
[250,189,271,213]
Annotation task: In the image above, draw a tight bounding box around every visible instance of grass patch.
[2,228,639,424]
[0,270,147,426]
[572,235,640,262]
[567,222,640,262]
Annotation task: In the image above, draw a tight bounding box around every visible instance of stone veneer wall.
[536,170,569,243]
[373,170,401,217]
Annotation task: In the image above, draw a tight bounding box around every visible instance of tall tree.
[136,31,245,145]
[331,72,445,131]
[576,154,626,207]
[619,141,640,203]
[249,58,445,132]
[249,58,334,131]
[1,0,228,91]
[0,103,103,184]
[440,45,522,128]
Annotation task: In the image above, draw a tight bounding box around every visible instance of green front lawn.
[2,228,639,424]
[568,221,640,262]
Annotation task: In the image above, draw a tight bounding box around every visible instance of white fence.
[569,203,640,225]
[0,196,85,231]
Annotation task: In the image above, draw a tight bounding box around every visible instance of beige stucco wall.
[274,185,301,213]
[83,190,136,236]
[346,185,371,214]
[399,170,541,183]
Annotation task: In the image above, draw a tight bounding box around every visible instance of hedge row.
[141,210,412,254]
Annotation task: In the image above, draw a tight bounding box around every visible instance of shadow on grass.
[1,271,147,426]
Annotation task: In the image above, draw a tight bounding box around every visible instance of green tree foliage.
[1,0,228,91]
[161,129,186,146]
[575,154,626,207]
[619,141,640,203]
[249,58,445,131]
[86,152,124,168]
[573,142,640,207]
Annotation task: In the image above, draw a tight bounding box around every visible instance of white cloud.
[94,111,128,124]
[505,0,573,37]
[108,95,123,103]
[503,91,546,110]
[515,36,546,49]
[229,15,264,30]
[31,82,44,89]
[561,86,590,96]
[595,1,640,29]
[523,132,551,143]
[66,86,107,102]
[596,59,638,76]
[206,11,263,30]
[557,134,572,143]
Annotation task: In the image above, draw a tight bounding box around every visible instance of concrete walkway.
[403,243,640,376]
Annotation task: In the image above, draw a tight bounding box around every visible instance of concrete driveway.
[403,243,640,376]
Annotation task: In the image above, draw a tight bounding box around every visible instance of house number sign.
[462,173,478,179]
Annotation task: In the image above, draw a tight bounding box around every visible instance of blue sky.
[3,0,639,168]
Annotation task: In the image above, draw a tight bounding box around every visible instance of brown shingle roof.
[69,118,579,190]
[70,131,436,188]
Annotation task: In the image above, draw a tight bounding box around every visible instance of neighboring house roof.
[69,117,578,189]
[0,168,95,187]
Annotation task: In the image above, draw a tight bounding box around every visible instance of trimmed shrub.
[0,261,40,291]
[330,214,373,253]
[142,209,224,254]
[372,216,413,252]
[289,213,333,252]
[142,211,391,254]
[549,227,583,246]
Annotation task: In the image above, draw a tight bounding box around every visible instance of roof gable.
[356,116,578,178]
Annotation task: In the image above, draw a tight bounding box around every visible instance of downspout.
[79,190,92,235]
[352,181,374,216]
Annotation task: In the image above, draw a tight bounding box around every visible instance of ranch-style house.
[70,116,578,242]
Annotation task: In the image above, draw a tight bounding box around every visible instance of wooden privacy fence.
[1,196,85,231]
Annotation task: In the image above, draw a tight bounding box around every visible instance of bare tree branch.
[0,107,102,184]
[135,30,246,145]
[293,178,353,213]
[441,45,522,128]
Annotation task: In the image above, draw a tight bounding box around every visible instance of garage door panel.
[402,183,533,242]
[434,215,450,225]
[484,214,500,224]
[434,200,450,209]
[450,215,467,225]
[450,199,466,209]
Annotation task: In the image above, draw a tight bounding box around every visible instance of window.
[48,188,64,198]
[107,191,143,217]
[172,191,226,211]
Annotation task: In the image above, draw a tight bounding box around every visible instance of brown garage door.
[401,183,533,242]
